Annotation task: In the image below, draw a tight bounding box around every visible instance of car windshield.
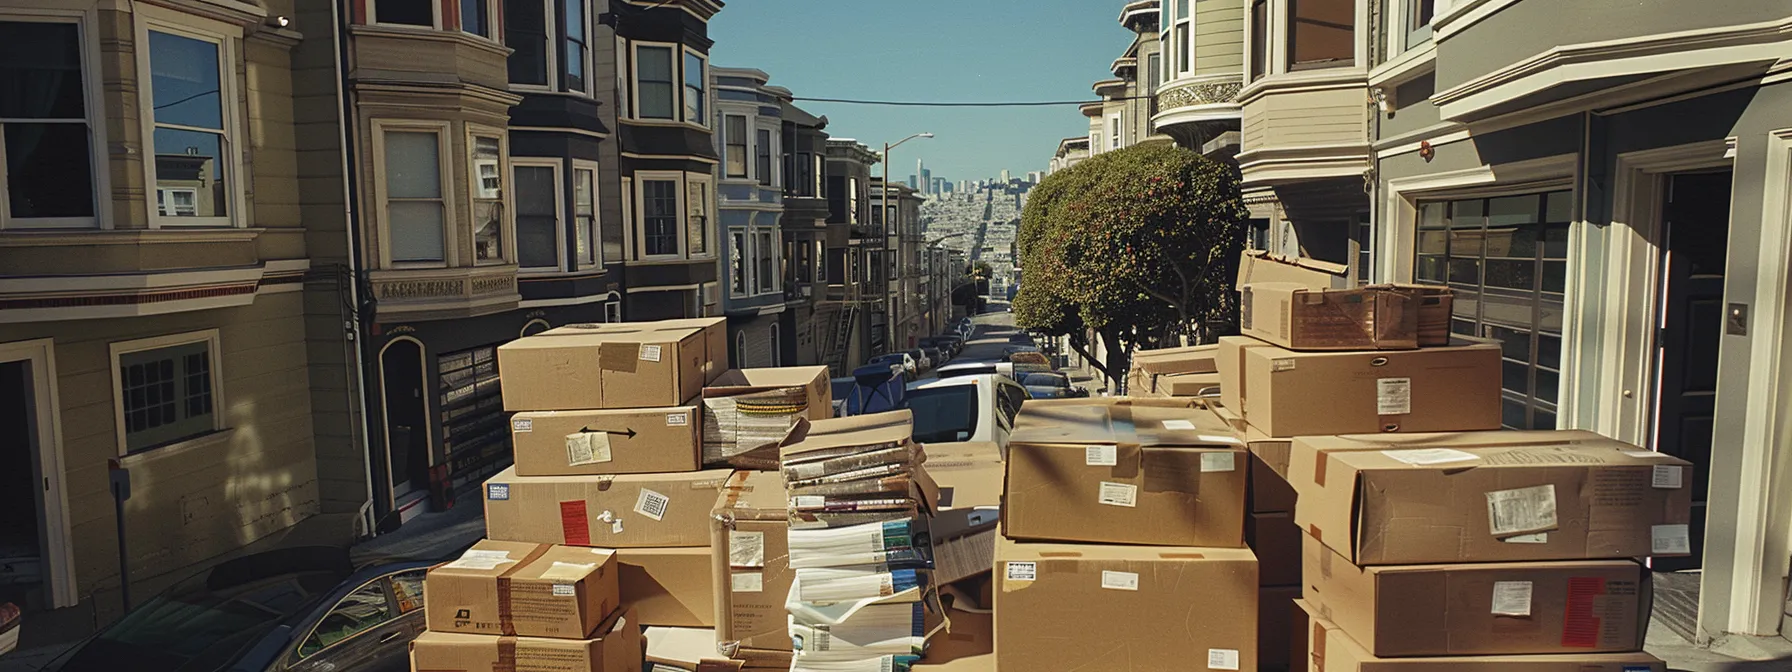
[906,385,979,443]
[1023,373,1067,387]
[72,568,344,671]
[870,355,902,365]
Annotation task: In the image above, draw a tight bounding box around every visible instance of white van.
[905,374,1029,449]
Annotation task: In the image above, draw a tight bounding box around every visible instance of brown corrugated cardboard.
[1218,335,1276,413]
[1260,585,1302,671]
[702,366,833,469]
[620,546,716,627]
[1004,404,1247,546]
[994,537,1258,672]
[1237,249,1353,290]
[424,540,620,638]
[1128,344,1219,396]
[1303,535,1649,656]
[483,467,735,548]
[542,316,729,379]
[925,442,1004,586]
[498,322,717,411]
[1250,511,1302,586]
[1289,437,1696,564]
[409,607,643,672]
[1299,600,1667,671]
[1292,429,1608,454]
[510,405,702,476]
[1373,284,1453,347]
[914,606,993,671]
[1241,282,1420,351]
[645,627,753,672]
[710,471,792,653]
[1159,371,1223,397]
[1242,339,1503,436]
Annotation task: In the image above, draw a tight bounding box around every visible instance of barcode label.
[1491,580,1533,616]
[513,418,533,433]
[1085,444,1117,466]
[634,488,670,521]
[639,344,663,362]
[1207,649,1240,670]
[1486,484,1557,536]
[1101,570,1139,591]
[1005,561,1037,581]
[667,412,689,426]
[1651,465,1683,489]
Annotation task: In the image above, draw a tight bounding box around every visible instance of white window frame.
[681,46,709,128]
[371,119,456,268]
[724,113,749,179]
[109,329,225,457]
[0,8,109,230]
[603,297,622,323]
[561,0,593,97]
[629,41,680,122]
[1172,0,1193,74]
[511,157,565,273]
[756,123,780,188]
[458,0,499,40]
[467,123,511,266]
[686,170,713,257]
[371,0,442,29]
[508,0,556,93]
[635,170,685,260]
[571,158,601,270]
[134,7,245,229]
[729,226,749,298]
[756,228,776,294]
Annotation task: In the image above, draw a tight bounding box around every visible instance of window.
[682,51,706,124]
[115,332,218,454]
[1109,117,1121,150]
[1091,132,1102,154]
[1406,0,1436,48]
[724,115,747,178]
[813,155,825,196]
[298,580,395,658]
[1413,191,1570,430]
[1147,52,1161,95]
[793,152,815,197]
[756,129,773,186]
[847,177,859,223]
[390,570,424,614]
[1289,0,1355,70]
[374,0,434,26]
[642,179,678,256]
[514,162,560,270]
[604,299,622,323]
[507,0,550,86]
[146,29,232,226]
[573,163,597,268]
[1176,24,1191,74]
[460,0,490,37]
[471,135,503,263]
[382,129,446,263]
[0,20,96,229]
[757,230,775,293]
[687,178,709,255]
[564,0,587,92]
[636,46,675,119]
[770,324,781,366]
[729,229,747,295]
[1250,0,1268,79]
[1354,213,1373,283]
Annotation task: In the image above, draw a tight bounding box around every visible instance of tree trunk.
[1100,328,1130,395]
[1068,333,1110,379]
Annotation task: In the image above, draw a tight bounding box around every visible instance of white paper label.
[1486,485,1558,536]
[1651,465,1684,489]
[1161,419,1197,430]
[1101,570,1139,591]
[610,519,625,534]
[666,412,689,426]
[540,561,597,582]
[551,583,576,597]
[512,418,533,433]
[1207,649,1241,670]
[1377,377,1413,415]
[1504,532,1549,544]
[1270,358,1296,372]
[1097,481,1138,507]
[730,531,766,568]
[1199,434,1245,446]
[1652,524,1692,555]
[1085,444,1118,467]
[638,344,663,362]
[1381,448,1480,466]
[634,488,670,521]
[1201,452,1237,472]
[732,571,764,593]
[792,495,825,509]
[565,432,613,466]
[1005,561,1037,582]
[1491,580,1533,616]
[1622,450,1667,458]
[443,549,515,570]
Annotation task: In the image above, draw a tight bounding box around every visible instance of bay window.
[756,129,773,186]
[636,45,675,119]
[1289,0,1355,70]
[642,179,679,256]
[573,162,598,269]
[514,161,561,270]
[725,115,747,178]
[146,28,234,226]
[564,0,587,93]
[1250,0,1268,79]
[507,0,550,87]
[0,18,97,228]
[471,134,503,263]
[683,51,706,124]
[1405,0,1437,50]
[380,127,447,264]
[687,179,709,255]
[730,229,747,296]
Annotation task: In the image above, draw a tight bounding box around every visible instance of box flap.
[1237,249,1352,290]
[1133,344,1220,375]
[995,537,1256,563]
[1007,404,1129,445]
[780,410,914,461]
[645,626,725,666]
[706,366,831,392]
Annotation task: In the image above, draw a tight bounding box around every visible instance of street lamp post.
[881,132,932,351]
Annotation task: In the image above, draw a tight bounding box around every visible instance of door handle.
[377,630,404,644]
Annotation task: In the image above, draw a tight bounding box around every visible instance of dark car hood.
[59,623,279,672]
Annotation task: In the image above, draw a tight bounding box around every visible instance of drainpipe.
[330,0,377,537]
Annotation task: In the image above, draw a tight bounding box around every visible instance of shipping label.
[1200,452,1237,472]
[1491,580,1534,616]
[512,418,533,433]
[1100,570,1139,591]
[1160,419,1196,430]
[732,571,764,593]
[1486,484,1558,536]
[565,432,613,467]
[730,531,766,568]
[1097,481,1138,507]
[1651,465,1683,489]
[667,412,690,426]
[1380,448,1479,466]
[1376,377,1413,415]
[1652,524,1692,555]
[1085,444,1118,467]
[1005,561,1037,582]
[634,488,670,521]
[639,344,663,362]
[1207,649,1241,671]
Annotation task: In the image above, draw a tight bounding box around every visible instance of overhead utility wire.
[793,95,1157,108]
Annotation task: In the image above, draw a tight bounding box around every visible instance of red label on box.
[560,500,590,546]
[1561,576,1606,648]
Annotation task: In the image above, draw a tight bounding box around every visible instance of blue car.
[836,364,909,416]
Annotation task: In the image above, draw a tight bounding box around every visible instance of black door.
[0,361,43,609]
[380,342,429,508]
[1652,170,1731,572]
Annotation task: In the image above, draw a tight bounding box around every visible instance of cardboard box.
[542,316,730,377]
[1250,511,1303,586]
[1004,404,1247,547]
[1238,249,1353,291]
[409,607,642,672]
[994,537,1258,672]
[483,467,735,548]
[510,405,702,476]
[925,442,1004,586]
[914,606,994,671]
[1303,535,1649,656]
[1218,335,1277,414]
[645,627,765,672]
[1128,344,1219,396]
[702,366,833,468]
[498,321,721,411]
[1290,436,1695,564]
[620,546,716,627]
[1252,450,1298,513]
[1260,585,1302,671]
[424,540,620,639]
[1241,283,1420,351]
[1374,284,1453,347]
[710,471,792,653]
[1242,339,1503,436]
[1299,600,1667,671]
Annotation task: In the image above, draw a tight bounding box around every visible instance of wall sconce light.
[1372,87,1395,116]
[267,15,291,29]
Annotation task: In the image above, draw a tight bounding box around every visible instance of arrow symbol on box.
[579,426,637,439]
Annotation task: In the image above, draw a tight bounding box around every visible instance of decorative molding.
[0,228,264,247]
[377,279,464,300]
[1156,76,1245,112]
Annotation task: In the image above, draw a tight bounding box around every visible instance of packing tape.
[494,544,553,637]
[496,635,517,672]
[1313,452,1328,487]
[560,500,592,545]
[1311,621,1327,669]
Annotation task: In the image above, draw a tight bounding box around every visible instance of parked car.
[936,359,998,379]
[1008,333,1035,346]
[905,374,1030,449]
[868,353,917,381]
[59,546,436,672]
[906,349,933,373]
[0,602,18,657]
[921,347,947,367]
[1003,345,1042,358]
[919,337,959,359]
[829,377,854,416]
[1021,372,1088,399]
[839,364,909,416]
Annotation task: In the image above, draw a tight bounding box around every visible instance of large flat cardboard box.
[1128,344,1219,396]
[1242,282,1419,351]
[1004,404,1247,546]
[925,442,1004,586]
[1260,585,1302,671]
[510,404,702,476]
[1243,340,1502,436]
[1300,600,1666,671]
[702,366,833,468]
[1290,436,1695,564]
[914,606,993,671]
[498,321,722,411]
[424,540,620,638]
[620,546,715,627]
[542,316,730,377]
[994,538,1258,672]
[410,607,642,672]
[1250,511,1302,586]
[710,471,792,653]
[645,627,776,672]
[1218,336,1277,413]
[1238,249,1353,291]
[1303,535,1649,656]
[483,467,735,548]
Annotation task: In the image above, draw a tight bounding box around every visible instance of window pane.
[300,582,395,658]
[1289,0,1354,69]
[384,132,440,198]
[460,0,487,36]
[120,341,214,452]
[151,130,228,218]
[687,180,708,255]
[1542,223,1570,258]
[1447,258,1480,285]
[375,0,434,25]
[472,137,502,261]
[1536,368,1560,404]
[1484,258,1536,291]
[1545,191,1573,223]
[1501,396,1528,430]
[388,202,445,262]
[1416,230,1448,255]
[644,180,678,255]
[725,116,747,177]
[730,230,746,294]
[505,0,548,85]
[1502,358,1530,397]
[564,0,585,91]
[1249,0,1268,78]
[682,52,705,122]
[574,168,595,265]
[1175,0,1190,19]
[757,129,772,185]
[1484,225,1539,258]
[637,47,674,118]
[1487,194,1539,228]
[1176,24,1190,73]
[515,165,559,268]
[758,231,774,292]
[5,123,94,218]
[1417,202,1445,229]
[1450,199,1484,222]
[0,22,86,119]
[149,32,223,131]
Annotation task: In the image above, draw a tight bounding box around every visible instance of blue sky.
[708,0,1133,183]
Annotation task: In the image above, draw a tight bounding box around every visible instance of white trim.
[369,0,442,30]
[680,45,709,128]
[1368,39,1436,88]
[1431,0,1512,40]
[630,40,680,122]
[507,0,556,92]
[0,7,111,231]
[375,336,432,511]
[134,7,247,230]
[1377,153,1577,288]
[370,119,455,268]
[571,159,602,271]
[0,337,77,607]
[1375,128,1472,159]
[625,282,699,294]
[108,328,225,457]
[511,157,566,273]
[520,318,551,337]
[467,123,512,267]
